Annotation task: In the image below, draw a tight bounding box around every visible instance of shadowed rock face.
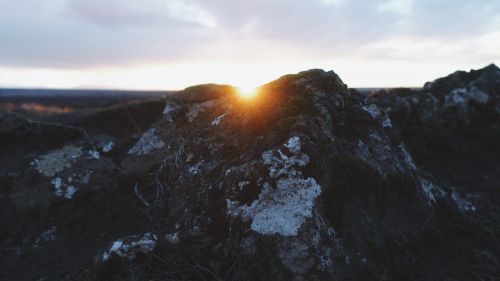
[1,66,499,281]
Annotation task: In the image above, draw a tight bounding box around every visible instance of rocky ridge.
[0,65,499,280]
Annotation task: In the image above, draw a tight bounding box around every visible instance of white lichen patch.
[33,226,57,248]
[51,177,78,199]
[419,177,445,205]
[285,136,301,153]
[102,233,157,262]
[32,145,83,177]
[52,177,63,190]
[238,180,250,190]
[398,143,417,171]
[228,136,321,236]
[211,114,226,126]
[369,131,383,142]
[382,116,393,128]
[188,161,204,175]
[419,178,436,203]
[445,87,490,109]
[163,101,181,121]
[164,232,180,245]
[65,186,77,199]
[88,148,100,159]
[362,104,382,118]
[451,190,476,212]
[101,141,114,153]
[362,104,392,128]
[186,100,217,122]
[128,128,165,155]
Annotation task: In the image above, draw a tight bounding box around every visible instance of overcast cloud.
[0,0,499,88]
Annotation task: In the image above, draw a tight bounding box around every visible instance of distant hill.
[0,88,171,97]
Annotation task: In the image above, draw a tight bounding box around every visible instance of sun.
[237,85,259,99]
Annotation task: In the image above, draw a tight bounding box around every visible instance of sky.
[0,0,499,90]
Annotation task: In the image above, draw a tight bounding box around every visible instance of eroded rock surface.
[1,66,499,281]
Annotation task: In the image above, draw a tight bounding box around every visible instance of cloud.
[0,0,498,71]
[67,0,216,28]
[0,0,217,68]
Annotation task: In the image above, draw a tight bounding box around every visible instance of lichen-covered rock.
[32,145,83,177]
[99,233,157,262]
[227,136,322,236]
[128,128,165,155]
[1,65,499,281]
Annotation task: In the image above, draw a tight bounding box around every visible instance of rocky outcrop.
[1,66,499,280]
[361,64,500,280]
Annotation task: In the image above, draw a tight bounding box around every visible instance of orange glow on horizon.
[237,85,259,99]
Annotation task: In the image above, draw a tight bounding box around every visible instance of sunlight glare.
[237,85,259,99]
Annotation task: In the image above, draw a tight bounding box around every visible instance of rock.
[172,84,237,103]
[1,66,499,281]
[99,233,157,263]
